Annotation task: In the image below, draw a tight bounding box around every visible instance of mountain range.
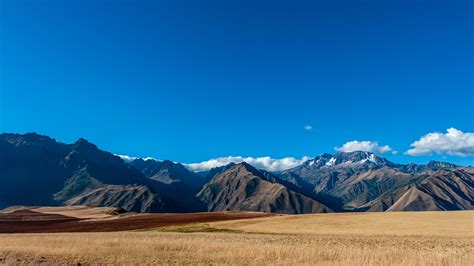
[0,133,472,213]
[277,151,473,211]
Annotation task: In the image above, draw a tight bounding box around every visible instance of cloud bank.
[405,128,474,156]
[184,156,311,172]
[115,154,158,162]
[335,140,395,154]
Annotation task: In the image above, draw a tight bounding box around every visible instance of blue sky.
[0,0,473,167]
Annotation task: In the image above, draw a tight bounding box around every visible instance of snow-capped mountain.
[276,151,470,211]
[299,151,394,170]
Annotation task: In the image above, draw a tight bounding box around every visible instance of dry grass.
[34,206,120,220]
[0,211,472,265]
[0,205,122,220]
[210,210,474,237]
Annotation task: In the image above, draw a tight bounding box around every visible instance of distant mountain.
[426,160,460,171]
[277,151,400,209]
[196,163,237,180]
[0,133,203,212]
[376,168,472,211]
[130,159,208,190]
[398,160,460,173]
[0,133,472,213]
[197,163,332,214]
[277,151,472,211]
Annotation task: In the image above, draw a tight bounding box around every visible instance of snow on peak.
[325,157,336,166]
[368,153,377,163]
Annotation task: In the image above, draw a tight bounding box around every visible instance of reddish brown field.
[0,209,272,233]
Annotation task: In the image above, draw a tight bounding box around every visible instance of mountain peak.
[235,161,255,170]
[198,161,333,214]
[297,151,392,170]
[326,151,390,167]
[427,160,459,170]
[233,162,263,176]
[132,159,188,174]
[161,159,176,166]
[72,138,98,151]
[0,132,56,146]
[74,137,93,145]
[337,150,376,157]
[304,153,333,168]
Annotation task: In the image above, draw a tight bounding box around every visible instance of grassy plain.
[211,210,474,237]
[0,211,472,265]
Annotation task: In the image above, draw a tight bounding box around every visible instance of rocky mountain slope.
[359,168,473,212]
[277,151,473,211]
[197,163,332,214]
[130,158,208,190]
[0,133,472,213]
[0,133,203,212]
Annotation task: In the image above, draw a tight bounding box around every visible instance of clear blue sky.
[0,0,473,165]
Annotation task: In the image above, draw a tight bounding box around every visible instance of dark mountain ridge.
[0,133,204,212]
[0,133,472,213]
[130,158,208,190]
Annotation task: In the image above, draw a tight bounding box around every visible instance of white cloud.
[115,154,158,162]
[304,125,312,131]
[405,128,474,156]
[184,156,311,172]
[335,140,395,154]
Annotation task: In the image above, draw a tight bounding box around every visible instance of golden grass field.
[0,211,473,265]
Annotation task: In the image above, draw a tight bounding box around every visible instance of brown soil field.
[0,208,272,233]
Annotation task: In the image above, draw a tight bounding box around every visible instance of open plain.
[0,208,472,265]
